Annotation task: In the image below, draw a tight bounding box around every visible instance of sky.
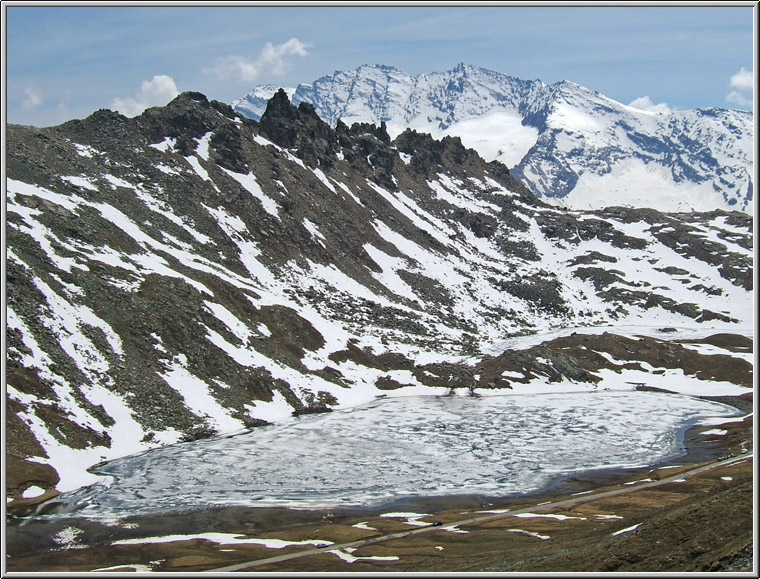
[3,3,756,127]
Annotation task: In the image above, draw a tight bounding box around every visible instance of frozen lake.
[53,391,738,519]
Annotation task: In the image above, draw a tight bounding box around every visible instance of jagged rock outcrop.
[259,88,338,168]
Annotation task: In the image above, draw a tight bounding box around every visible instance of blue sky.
[4,4,755,127]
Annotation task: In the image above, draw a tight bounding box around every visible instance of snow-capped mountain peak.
[234,64,754,214]
[232,84,297,121]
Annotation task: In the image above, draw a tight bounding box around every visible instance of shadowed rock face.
[5,89,753,501]
[260,88,338,167]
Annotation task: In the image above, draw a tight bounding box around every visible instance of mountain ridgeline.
[234,64,754,214]
[5,89,753,502]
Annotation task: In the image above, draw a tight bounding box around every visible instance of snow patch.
[73,143,98,158]
[196,132,213,160]
[61,175,98,191]
[104,174,132,189]
[328,550,399,563]
[158,354,245,434]
[53,526,87,550]
[612,523,641,536]
[508,528,551,540]
[149,137,176,152]
[701,428,727,436]
[21,486,46,499]
[515,513,585,521]
[221,167,280,218]
[113,532,331,549]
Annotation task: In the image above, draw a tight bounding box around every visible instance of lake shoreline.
[5,393,752,573]
[321,392,752,516]
[10,390,745,521]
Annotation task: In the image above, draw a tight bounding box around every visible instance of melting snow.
[252,133,276,147]
[53,526,87,550]
[195,132,213,160]
[442,525,469,534]
[380,512,432,526]
[72,143,98,158]
[364,243,421,302]
[303,218,326,242]
[699,412,752,426]
[612,523,641,536]
[104,174,132,189]
[158,354,245,434]
[149,137,176,152]
[61,175,98,191]
[221,167,280,218]
[244,390,294,423]
[184,155,212,183]
[514,513,585,521]
[328,550,399,563]
[92,564,155,572]
[113,533,332,549]
[21,486,46,499]
[155,163,180,175]
[312,167,337,192]
[508,528,551,540]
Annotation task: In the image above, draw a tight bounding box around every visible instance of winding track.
[208,452,752,572]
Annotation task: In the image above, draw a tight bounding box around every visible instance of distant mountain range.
[234,63,754,214]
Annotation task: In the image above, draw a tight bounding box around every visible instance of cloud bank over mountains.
[109,38,311,118]
[726,67,753,109]
[111,75,180,118]
[204,38,310,82]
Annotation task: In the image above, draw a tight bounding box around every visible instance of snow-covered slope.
[233,85,296,121]
[233,64,754,214]
[6,90,753,501]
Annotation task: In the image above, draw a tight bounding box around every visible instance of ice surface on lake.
[54,392,737,519]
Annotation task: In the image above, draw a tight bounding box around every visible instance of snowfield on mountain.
[234,63,754,213]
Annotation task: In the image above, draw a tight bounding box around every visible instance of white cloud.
[627,96,671,115]
[729,67,753,91]
[205,38,309,82]
[726,90,753,108]
[725,68,753,110]
[111,75,179,117]
[22,87,43,110]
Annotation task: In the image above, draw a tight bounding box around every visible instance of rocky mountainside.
[5,89,753,502]
[234,64,754,213]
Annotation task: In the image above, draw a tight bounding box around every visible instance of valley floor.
[5,392,753,574]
